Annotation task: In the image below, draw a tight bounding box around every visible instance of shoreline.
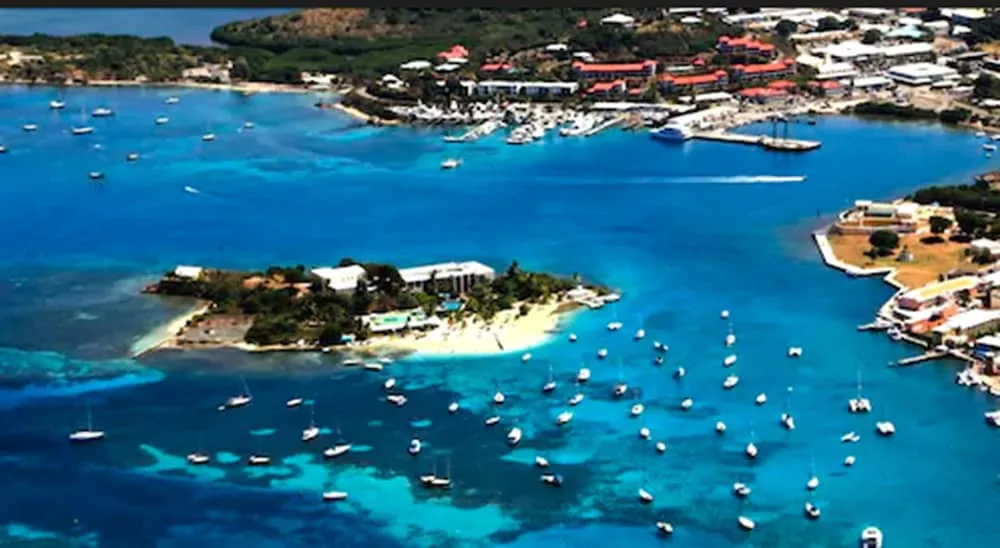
[131,300,212,357]
[144,298,578,360]
[0,78,314,95]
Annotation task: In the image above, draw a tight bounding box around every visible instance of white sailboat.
[50,99,66,110]
[733,480,751,498]
[738,515,756,531]
[725,319,736,347]
[69,402,105,443]
[849,367,872,413]
[634,328,645,340]
[384,377,397,391]
[22,123,38,132]
[723,354,737,367]
[805,455,819,490]
[155,116,169,125]
[745,429,758,459]
[860,526,883,547]
[655,441,667,453]
[288,396,305,409]
[186,434,211,464]
[506,427,523,446]
[630,388,645,417]
[408,437,422,455]
[225,376,253,408]
[613,360,628,398]
[723,375,739,390]
[448,401,460,413]
[301,406,320,442]
[844,455,856,467]
[71,107,94,135]
[680,397,694,410]
[754,392,767,405]
[568,379,585,406]
[715,420,727,434]
[597,348,608,359]
[535,455,550,468]
[202,122,216,142]
[804,501,821,520]
[639,427,651,439]
[485,399,501,426]
[577,367,591,383]
[323,423,352,458]
[556,410,574,426]
[542,366,557,393]
[655,521,674,535]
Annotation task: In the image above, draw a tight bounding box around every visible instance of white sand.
[130,301,210,357]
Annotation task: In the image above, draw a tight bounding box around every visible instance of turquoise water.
[1,82,1000,547]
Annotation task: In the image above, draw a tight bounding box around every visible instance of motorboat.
[806,475,819,490]
[985,143,998,152]
[844,455,856,467]
[91,107,114,117]
[50,100,66,110]
[493,391,506,405]
[634,328,645,340]
[343,358,363,366]
[535,456,550,468]
[522,352,532,362]
[568,392,584,406]
[788,346,803,358]
[780,413,796,430]
[556,411,573,426]
[363,362,384,372]
[302,424,320,442]
[0,145,5,154]
[88,171,104,181]
[745,441,758,459]
[631,403,645,417]
[577,368,591,382]
[485,415,501,426]
[164,96,180,105]
[155,116,169,125]
[738,516,755,531]
[613,382,628,398]
[732,482,751,498]
[804,501,821,520]
[680,397,694,410]
[387,394,408,407]
[597,348,608,359]
[408,438,422,455]
[126,153,139,162]
[448,402,460,413]
[384,378,397,391]
[186,451,211,465]
[841,431,860,443]
[723,375,739,389]
[755,393,767,405]
[568,333,577,342]
[507,427,523,446]
[22,123,38,132]
[673,366,685,379]
[654,356,664,365]
[639,427,651,439]
[607,321,623,331]
[723,354,737,367]
[650,123,693,142]
[202,133,216,142]
[247,454,271,466]
[638,488,654,504]
[655,521,674,535]
[322,491,348,501]
[72,126,95,136]
[875,421,895,436]
[860,526,883,547]
[324,442,352,459]
[715,421,727,434]
[440,158,461,170]
[721,309,730,319]
[541,473,564,487]
[655,441,666,453]
[243,121,255,129]
[542,379,557,393]
[653,341,667,352]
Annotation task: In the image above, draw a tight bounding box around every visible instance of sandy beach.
[131,301,211,357]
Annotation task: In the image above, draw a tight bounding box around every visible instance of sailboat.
[568,378,585,406]
[780,386,796,430]
[322,490,348,501]
[613,359,628,398]
[69,402,105,443]
[745,428,758,459]
[493,380,506,405]
[805,454,819,490]
[638,463,654,504]
[225,377,253,408]
[323,422,352,458]
[485,398,501,426]
[247,436,271,466]
[202,122,217,142]
[431,455,453,488]
[725,319,736,347]
[542,366,557,393]
[301,406,320,442]
[286,396,304,408]
[630,388,645,417]
[186,433,211,464]
[71,107,94,135]
[49,98,66,110]
[849,366,873,413]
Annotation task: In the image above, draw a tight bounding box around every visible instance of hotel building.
[399,261,496,294]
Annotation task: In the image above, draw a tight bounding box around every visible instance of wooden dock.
[690,131,821,152]
[895,350,947,367]
[585,115,626,137]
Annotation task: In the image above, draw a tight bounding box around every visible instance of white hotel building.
[310,261,495,295]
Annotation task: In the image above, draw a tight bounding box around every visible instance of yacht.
[613,382,628,398]
[88,171,105,181]
[745,431,758,459]
[322,491,349,501]
[568,390,584,406]
[91,107,114,118]
[522,352,532,362]
[841,431,860,443]
[607,321,623,331]
[448,401,460,413]
[387,394,408,407]
[723,375,739,389]
[225,377,253,408]
[631,403,645,417]
[638,488,654,504]
[50,99,66,110]
[875,421,895,436]
[485,401,501,425]
[440,158,461,170]
[715,421,727,434]
[844,455,856,467]
[787,347,803,357]
[860,526,883,547]
[732,482,751,498]
[247,454,272,466]
[493,391,506,405]
[655,521,674,535]
[22,123,38,132]
[985,143,998,152]
[738,516,756,531]
[655,441,666,453]
[155,116,169,125]
[164,96,180,105]
[243,121,255,129]
[725,333,736,347]
[650,124,693,142]
[804,501,821,520]
[384,378,397,391]
[723,354,737,367]
[680,397,693,410]
[186,451,211,465]
[69,403,105,443]
[323,439,352,458]
[755,393,767,405]
[408,438,422,455]
[720,309,730,319]
[535,456,550,468]
[577,368,591,383]
[507,427,523,446]
[541,473,564,487]
[639,427,651,439]
[202,132,216,142]
[568,333,577,342]
[674,366,686,379]
[73,126,95,136]
[556,411,573,426]
[363,362,384,372]
[806,473,819,491]
[597,348,608,359]
[849,368,873,413]
[634,328,645,340]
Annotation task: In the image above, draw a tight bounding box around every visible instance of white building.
[399,60,432,71]
[181,62,232,83]
[845,8,894,21]
[880,42,935,63]
[813,41,881,63]
[1,50,45,66]
[971,239,1000,258]
[815,61,859,80]
[850,75,895,91]
[463,80,578,97]
[887,62,959,86]
[399,261,496,294]
[310,265,367,292]
[173,265,203,280]
[921,20,951,36]
[601,13,636,27]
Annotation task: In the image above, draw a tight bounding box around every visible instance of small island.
[141,258,615,357]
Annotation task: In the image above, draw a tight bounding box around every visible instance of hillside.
[210,8,740,80]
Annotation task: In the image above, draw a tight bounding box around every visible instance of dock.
[895,350,947,367]
[690,131,821,152]
[585,115,626,137]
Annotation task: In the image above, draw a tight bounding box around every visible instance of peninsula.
[815,171,1000,397]
[141,259,614,357]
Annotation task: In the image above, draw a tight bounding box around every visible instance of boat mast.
[85,401,93,431]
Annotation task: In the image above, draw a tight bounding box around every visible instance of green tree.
[775,19,797,38]
[929,215,954,235]
[318,323,344,346]
[954,208,989,236]
[861,29,882,44]
[869,230,900,256]
[816,16,846,32]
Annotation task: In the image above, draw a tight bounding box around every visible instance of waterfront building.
[658,70,728,93]
[173,265,204,280]
[363,308,442,334]
[849,76,895,92]
[311,265,368,292]
[887,63,959,86]
[690,91,734,104]
[571,60,657,79]
[812,41,880,65]
[737,87,789,104]
[931,309,1000,344]
[896,276,978,313]
[729,59,796,83]
[399,261,495,295]
[807,80,846,97]
[715,36,776,60]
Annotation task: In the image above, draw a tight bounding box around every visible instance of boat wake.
[663,175,806,184]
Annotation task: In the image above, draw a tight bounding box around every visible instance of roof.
[399,261,495,284]
[310,265,367,291]
[437,44,469,59]
[888,62,957,79]
[738,87,788,97]
[717,35,775,51]
[660,70,727,86]
[851,75,894,87]
[809,79,843,89]
[902,276,978,303]
[732,59,795,74]
[601,13,635,24]
[400,60,431,70]
[815,40,880,59]
[767,80,797,89]
[976,334,1000,348]
[173,265,203,279]
[971,239,1000,252]
[480,62,513,72]
[587,79,626,93]
[572,60,657,73]
[933,308,1000,333]
[880,42,934,57]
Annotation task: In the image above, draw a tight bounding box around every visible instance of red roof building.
[480,62,513,73]
[572,60,657,79]
[716,35,777,59]
[585,79,627,95]
[437,44,469,60]
[577,19,589,29]
[737,87,789,103]
[659,70,728,92]
[807,79,846,97]
[767,79,798,90]
[730,58,796,82]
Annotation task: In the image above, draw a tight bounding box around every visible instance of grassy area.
[827,233,971,288]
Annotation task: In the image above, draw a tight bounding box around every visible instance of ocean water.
[1,83,1000,547]
[0,8,289,45]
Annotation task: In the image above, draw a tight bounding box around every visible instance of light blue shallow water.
[1,83,999,547]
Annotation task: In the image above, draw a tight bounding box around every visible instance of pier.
[690,131,821,152]
[895,350,947,367]
[585,115,626,137]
